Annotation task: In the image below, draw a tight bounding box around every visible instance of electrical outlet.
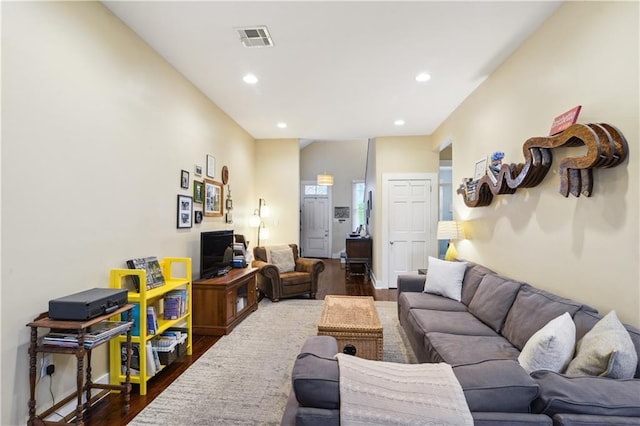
[40,354,53,379]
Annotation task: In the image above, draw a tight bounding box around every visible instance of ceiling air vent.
[236,26,274,48]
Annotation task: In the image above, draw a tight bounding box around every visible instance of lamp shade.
[317,174,334,186]
[437,221,464,241]
[258,224,269,241]
[249,210,261,228]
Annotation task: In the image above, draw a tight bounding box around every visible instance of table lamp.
[437,221,465,261]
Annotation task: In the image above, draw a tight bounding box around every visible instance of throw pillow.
[518,312,576,374]
[565,310,637,379]
[267,246,296,273]
[423,257,467,302]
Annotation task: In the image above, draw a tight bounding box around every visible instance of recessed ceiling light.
[277,122,287,129]
[394,119,405,126]
[415,72,431,82]
[243,73,258,84]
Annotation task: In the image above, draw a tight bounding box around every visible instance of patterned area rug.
[129,298,416,425]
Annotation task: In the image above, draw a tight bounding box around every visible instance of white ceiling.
[103,1,562,141]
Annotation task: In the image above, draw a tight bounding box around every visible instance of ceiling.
[103,1,562,141]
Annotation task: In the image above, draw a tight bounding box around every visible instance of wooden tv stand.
[192,267,258,336]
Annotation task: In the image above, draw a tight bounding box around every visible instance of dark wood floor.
[76,259,396,425]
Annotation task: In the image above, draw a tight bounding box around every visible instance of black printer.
[48,288,128,321]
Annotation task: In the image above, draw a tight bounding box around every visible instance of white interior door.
[383,174,437,288]
[301,182,331,258]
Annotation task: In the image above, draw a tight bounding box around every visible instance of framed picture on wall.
[204,179,223,217]
[180,170,190,189]
[473,158,488,180]
[206,155,215,178]
[177,195,193,229]
[193,180,204,203]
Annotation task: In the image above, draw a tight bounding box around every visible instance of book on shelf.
[145,342,156,376]
[166,290,188,317]
[163,296,180,320]
[42,320,132,349]
[146,306,159,335]
[121,302,140,336]
[122,342,140,375]
[126,256,165,292]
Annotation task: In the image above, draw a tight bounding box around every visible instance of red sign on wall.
[549,105,582,135]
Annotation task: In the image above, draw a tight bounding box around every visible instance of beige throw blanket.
[336,353,473,426]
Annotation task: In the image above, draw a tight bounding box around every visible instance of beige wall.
[371,136,440,282]
[1,2,255,424]
[300,140,368,255]
[254,139,301,247]
[431,1,639,326]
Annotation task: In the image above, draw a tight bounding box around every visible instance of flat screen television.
[200,230,234,279]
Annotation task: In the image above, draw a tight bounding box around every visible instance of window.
[304,184,328,196]
[352,181,366,231]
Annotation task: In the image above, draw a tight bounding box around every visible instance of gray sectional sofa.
[282,260,640,425]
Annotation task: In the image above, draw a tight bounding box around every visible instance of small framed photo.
[194,164,202,177]
[206,155,215,178]
[180,170,190,189]
[193,180,204,203]
[473,158,488,180]
[204,179,223,217]
[194,210,203,224]
[177,195,193,229]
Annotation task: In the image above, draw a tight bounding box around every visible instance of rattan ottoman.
[317,295,383,360]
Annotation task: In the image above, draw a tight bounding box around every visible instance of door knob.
[390,241,394,245]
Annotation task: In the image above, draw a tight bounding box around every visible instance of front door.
[383,174,437,288]
[300,182,331,258]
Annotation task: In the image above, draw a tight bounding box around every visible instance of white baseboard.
[41,373,110,422]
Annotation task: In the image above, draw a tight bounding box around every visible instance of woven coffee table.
[317,295,383,360]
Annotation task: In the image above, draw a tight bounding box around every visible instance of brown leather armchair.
[252,244,325,302]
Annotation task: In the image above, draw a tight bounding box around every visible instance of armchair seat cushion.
[281,271,313,286]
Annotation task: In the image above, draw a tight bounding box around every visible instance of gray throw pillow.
[565,310,637,379]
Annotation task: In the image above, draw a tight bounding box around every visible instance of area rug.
[129,298,416,426]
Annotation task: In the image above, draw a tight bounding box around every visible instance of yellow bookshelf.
[108,257,192,395]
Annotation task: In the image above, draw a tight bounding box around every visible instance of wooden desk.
[345,237,372,280]
[27,305,133,425]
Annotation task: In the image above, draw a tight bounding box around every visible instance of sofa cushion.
[460,261,495,306]
[266,245,296,272]
[530,370,640,417]
[424,332,521,365]
[551,413,640,426]
[468,274,522,333]
[423,256,467,302]
[565,310,638,379]
[502,284,592,351]
[518,312,576,374]
[401,291,468,313]
[472,412,552,425]
[408,309,497,337]
[573,309,640,379]
[291,336,340,409]
[453,359,540,413]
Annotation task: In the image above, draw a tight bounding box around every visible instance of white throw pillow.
[423,257,467,302]
[565,310,638,379]
[518,312,576,374]
[267,246,295,273]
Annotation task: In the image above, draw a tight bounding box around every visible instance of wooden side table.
[27,304,133,425]
[345,237,372,280]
